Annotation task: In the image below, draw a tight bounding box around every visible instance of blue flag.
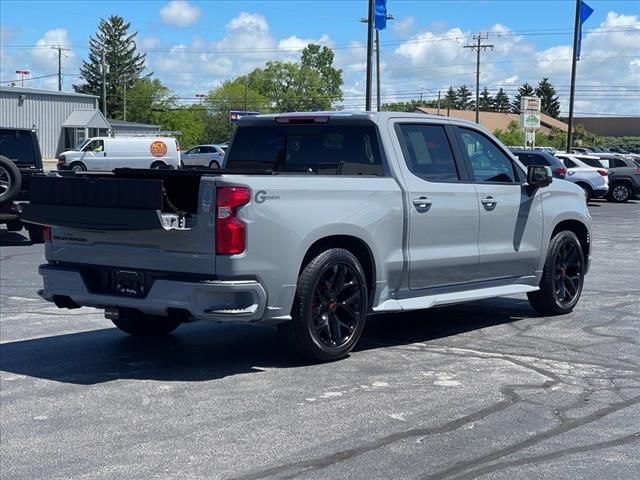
[374,0,387,30]
[577,0,594,60]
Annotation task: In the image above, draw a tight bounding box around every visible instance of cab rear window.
[226,125,384,176]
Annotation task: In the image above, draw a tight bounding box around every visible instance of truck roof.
[242,111,485,130]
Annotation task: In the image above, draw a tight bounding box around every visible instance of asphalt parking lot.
[1,199,639,480]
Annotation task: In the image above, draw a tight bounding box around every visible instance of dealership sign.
[520,113,541,129]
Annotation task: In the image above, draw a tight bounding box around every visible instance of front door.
[393,123,480,290]
[453,127,544,280]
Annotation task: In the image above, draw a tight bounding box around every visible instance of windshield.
[75,138,91,151]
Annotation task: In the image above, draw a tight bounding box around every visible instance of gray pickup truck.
[23,112,592,362]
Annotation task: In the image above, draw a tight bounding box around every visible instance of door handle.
[413,197,432,212]
[481,196,497,211]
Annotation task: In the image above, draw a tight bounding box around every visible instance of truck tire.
[69,161,87,172]
[0,155,21,206]
[279,248,369,362]
[26,224,45,244]
[608,182,631,203]
[110,308,182,336]
[527,230,585,316]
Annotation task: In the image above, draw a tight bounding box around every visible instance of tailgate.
[22,174,217,275]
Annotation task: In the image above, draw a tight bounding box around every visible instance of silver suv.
[555,153,609,201]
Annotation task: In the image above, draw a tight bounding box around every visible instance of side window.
[83,140,104,153]
[456,128,517,183]
[396,124,459,182]
[613,158,626,168]
[563,158,577,168]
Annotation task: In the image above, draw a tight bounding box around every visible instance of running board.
[372,284,539,313]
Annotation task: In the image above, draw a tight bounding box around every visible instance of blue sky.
[1,0,639,114]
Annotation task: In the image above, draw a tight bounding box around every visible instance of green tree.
[300,44,343,106]
[205,79,269,142]
[493,88,510,113]
[493,121,524,146]
[126,78,175,125]
[381,99,438,112]
[511,82,535,113]
[74,15,146,119]
[153,105,208,149]
[535,77,561,118]
[456,85,474,110]
[478,87,493,111]
[444,86,458,111]
[245,44,343,112]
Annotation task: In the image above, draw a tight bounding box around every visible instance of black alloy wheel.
[310,263,364,349]
[280,248,369,362]
[552,240,583,307]
[528,230,585,315]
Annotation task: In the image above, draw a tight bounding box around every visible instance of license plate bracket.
[114,270,146,297]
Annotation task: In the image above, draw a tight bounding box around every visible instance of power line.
[3,24,637,53]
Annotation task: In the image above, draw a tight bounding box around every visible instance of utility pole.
[362,13,393,112]
[464,33,494,124]
[437,90,441,115]
[364,0,374,111]
[51,46,70,91]
[101,50,108,118]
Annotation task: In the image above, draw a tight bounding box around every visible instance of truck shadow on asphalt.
[0,229,33,246]
[0,298,534,386]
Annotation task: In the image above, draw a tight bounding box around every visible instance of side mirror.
[527,165,553,187]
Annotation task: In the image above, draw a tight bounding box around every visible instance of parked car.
[555,153,608,201]
[597,156,640,202]
[23,112,592,362]
[534,146,558,154]
[0,127,45,242]
[57,136,181,171]
[509,149,567,179]
[181,144,225,169]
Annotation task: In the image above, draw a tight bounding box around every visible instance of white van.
[57,137,181,171]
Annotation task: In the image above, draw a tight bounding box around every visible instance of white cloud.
[139,36,161,49]
[29,29,78,90]
[391,16,415,38]
[160,1,201,28]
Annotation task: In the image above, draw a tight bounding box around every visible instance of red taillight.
[175,140,180,152]
[43,226,52,242]
[553,166,567,177]
[597,169,608,177]
[215,187,250,255]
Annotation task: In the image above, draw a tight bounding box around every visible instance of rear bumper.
[38,264,268,323]
[592,187,609,198]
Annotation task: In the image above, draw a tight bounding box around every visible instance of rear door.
[393,122,480,289]
[453,127,543,281]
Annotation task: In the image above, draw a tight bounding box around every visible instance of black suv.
[0,127,45,242]
[509,149,567,179]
